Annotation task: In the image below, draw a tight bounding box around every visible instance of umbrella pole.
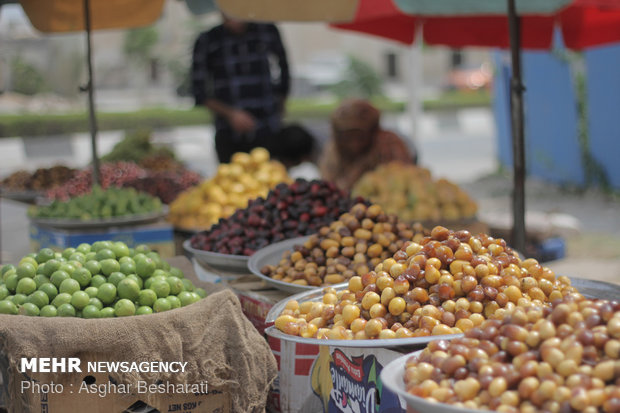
[507,0,526,253]
[84,0,101,186]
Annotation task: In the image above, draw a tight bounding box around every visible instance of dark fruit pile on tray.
[190,179,363,256]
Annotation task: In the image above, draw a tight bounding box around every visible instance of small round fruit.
[166,296,181,309]
[84,260,101,276]
[195,288,207,298]
[57,303,76,317]
[50,270,70,288]
[76,243,91,254]
[82,305,100,319]
[138,289,157,307]
[58,263,76,275]
[126,274,143,289]
[99,307,115,318]
[136,258,156,279]
[33,274,50,288]
[71,291,90,310]
[68,252,86,264]
[114,299,135,317]
[36,248,56,264]
[150,280,170,298]
[70,267,91,288]
[40,305,58,317]
[88,297,103,310]
[97,283,117,305]
[169,267,183,279]
[0,285,9,301]
[39,283,58,301]
[16,263,36,280]
[52,293,72,307]
[11,294,27,305]
[136,306,153,315]
[117,279,140,302]
[119,260,136,275]
[95,248,116,261]
[27,291,49,309]
[112,242,130,259]
[107,272,126,287]
[178,291,194,307]
[61,247,76,260]
[90,275,106,288]
[99,259,120,276]
[153,298,171,313]
[16,278,37,295]
[41,259,61,276]
[84,286,98,298]
[59,278,80,295]
[166,277,184,295]
[1,264,16,276]
[5,273,18,293]
[21,302,40,316]
[0,299,18,315]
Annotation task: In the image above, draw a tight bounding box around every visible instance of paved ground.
[2,107,619,287]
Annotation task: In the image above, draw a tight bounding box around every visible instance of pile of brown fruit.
[261,203,428,286]
[404,295,620,412]
[1,165,77,192]
[274,226,580,340]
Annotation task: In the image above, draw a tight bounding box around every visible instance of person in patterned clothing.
[191,14,290,163]
[319,99,415,191]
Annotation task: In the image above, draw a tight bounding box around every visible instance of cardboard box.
[266,329,415,413]
[29,220,175,258]
[227,277,292,334]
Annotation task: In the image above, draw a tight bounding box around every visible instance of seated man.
[319,99,414,191]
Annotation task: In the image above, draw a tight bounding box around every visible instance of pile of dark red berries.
[189,179,364,256]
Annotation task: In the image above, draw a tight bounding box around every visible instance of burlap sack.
[0,287,277,413]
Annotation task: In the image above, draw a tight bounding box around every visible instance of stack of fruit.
[29,186,162,221]
[1,165,77,193]
[122,169,202,205]
[168,148,290,231]
[274,226,580,340]
[0,242,206,318]
[402,295,620,411]
[352,162,478,223]
[45,162,200,205]
[46,162,147,201]
[101,128,176,166]
[190,179,360,256]
[261,203,428,286]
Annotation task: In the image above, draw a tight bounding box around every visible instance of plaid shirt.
[191,23,290,140]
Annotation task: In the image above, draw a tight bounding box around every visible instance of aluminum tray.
[247,235,317,293]
[265,326,460,349]
[0,189,43,203]
[183,239,250,273]
[29,206,168,229]
[264,282,462,348]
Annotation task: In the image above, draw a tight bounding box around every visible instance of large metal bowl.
[265,276,620,350]
[265,283,463,349]
[381,351,481,413]
[247,235,319,293]
[183,239,249,273]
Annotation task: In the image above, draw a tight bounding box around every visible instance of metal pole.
[507,0,526,253]
[84,0,101,186]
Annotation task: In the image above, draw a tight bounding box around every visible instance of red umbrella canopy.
[331,0,620,50]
